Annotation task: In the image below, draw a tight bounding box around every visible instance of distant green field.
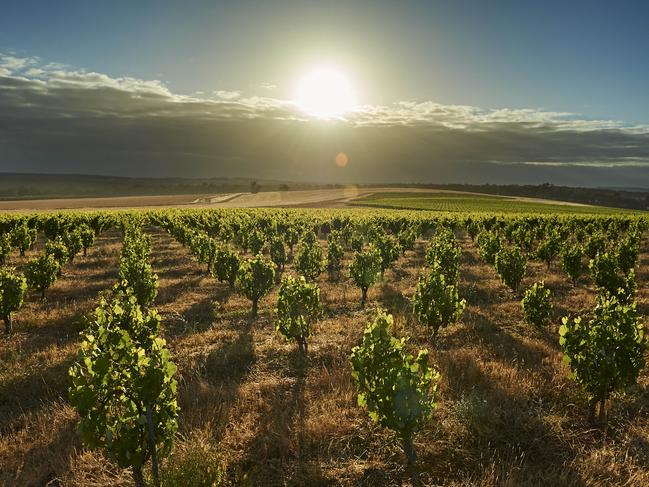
[352,192,643,214]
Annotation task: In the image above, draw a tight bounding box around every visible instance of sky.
[2,0,649,187]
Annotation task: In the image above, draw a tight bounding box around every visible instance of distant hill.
[2,173,648,211]
[0,173,333,200]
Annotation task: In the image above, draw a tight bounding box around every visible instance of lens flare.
[335,152,349,167]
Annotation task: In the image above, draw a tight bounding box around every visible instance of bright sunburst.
[294,66,357,118]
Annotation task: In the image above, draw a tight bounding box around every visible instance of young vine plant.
[275,275,321,353]
[350,310,440,466]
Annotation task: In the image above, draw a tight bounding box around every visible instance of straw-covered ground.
[1,226,648,486]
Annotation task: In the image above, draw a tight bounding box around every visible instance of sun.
[294,66,357,118]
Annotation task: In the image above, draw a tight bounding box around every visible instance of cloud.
[0,54,38,71]
[1,52,649,186]
[214,90,241,100]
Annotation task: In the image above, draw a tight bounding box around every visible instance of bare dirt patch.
[0,194,208,211]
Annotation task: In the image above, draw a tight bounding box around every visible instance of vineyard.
[351,192,643,215]
[0,207,648,486]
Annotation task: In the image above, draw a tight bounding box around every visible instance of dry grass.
[1,227,648,486]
